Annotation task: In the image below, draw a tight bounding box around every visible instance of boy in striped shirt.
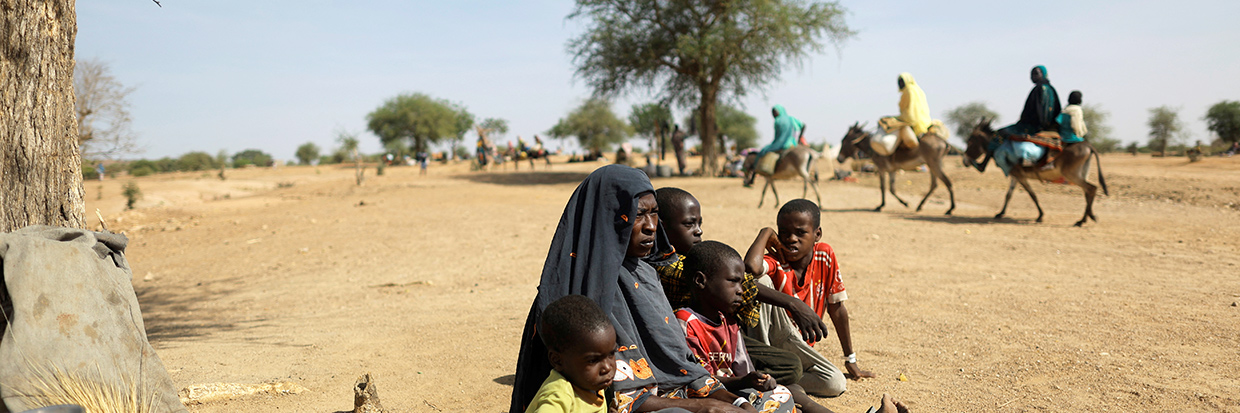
[743,199,874,398]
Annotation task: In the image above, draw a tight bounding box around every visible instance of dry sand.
[84,153,1240,412]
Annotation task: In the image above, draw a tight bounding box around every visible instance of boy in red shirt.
[676,240,835,413]
[743,199,875,398]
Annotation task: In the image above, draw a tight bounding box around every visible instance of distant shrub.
[130,166,155,177]
[122,181,141,210]
[178,151,218,171]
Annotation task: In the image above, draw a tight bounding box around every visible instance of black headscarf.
[1018,65,1062,132]
[511,165,689,412]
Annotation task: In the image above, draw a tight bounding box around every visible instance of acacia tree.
[295,142,321,165]
[944,102,1000,141]
[450,106,475,160]
[1204,100,1240,144]
[366,93,459,154]
[568,0,853,175]
[548,98,631,156]
[75,58,140,160]
[338,132,364,185]
[1,0,85,232]
[684,104,758,151]
[628,103,673,162]
[1081,104,1120,152]
[1148,106,1186,156]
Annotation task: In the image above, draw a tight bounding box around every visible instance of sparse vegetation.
[122,181,141,210]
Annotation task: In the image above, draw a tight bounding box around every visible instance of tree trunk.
[1,0,85,233]
[697,88,719,176]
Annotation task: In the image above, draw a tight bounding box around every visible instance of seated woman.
[876,73,931,154]
[511,165,774,413]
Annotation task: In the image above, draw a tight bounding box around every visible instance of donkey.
[742,146,824,208]
[962,119,1108,226]
[836,122,957,214]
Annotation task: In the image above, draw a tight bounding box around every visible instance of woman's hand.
[740,372,776,392]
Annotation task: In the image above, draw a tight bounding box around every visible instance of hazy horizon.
[77,0,1240,160]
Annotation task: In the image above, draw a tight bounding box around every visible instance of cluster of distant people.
[511,165,908,413]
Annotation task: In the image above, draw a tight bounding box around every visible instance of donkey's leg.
[1016,176,1044,223]
[996,177,1018,219]
[876,172,888,212]
[810,179,824,209]
[770,179,782,208]
[940,170,956,215]
[758,179,771,208]
[915,172,938,213]
[1062,160,1098,226]
[888,172,909,207]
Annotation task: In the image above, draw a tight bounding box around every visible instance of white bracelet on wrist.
[733,396,749,407]
[845,353,857,364]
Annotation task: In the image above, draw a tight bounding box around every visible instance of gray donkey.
[962,119,1108,226]
[836,122,957,214]
[742,146,824,208]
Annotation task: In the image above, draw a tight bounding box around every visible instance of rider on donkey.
[746,105,806,187]
[991,65,1063,175]
[876,73,932,155]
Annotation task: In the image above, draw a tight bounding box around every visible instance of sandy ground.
[83,153,1240,412]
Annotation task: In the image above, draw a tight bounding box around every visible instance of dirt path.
[86,154,1240,412]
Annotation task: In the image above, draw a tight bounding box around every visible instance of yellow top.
[525,370,608,413]
[898,73,932,136]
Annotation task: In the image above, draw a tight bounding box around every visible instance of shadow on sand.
[454,172,591,186]
[494,374,516,386]
[900,214,1035,225]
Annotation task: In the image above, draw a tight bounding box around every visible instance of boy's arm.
[826,302,875,380]
[744,228,778,276]
[756,284,828,343]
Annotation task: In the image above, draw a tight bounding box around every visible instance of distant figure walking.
[416,151,429,176]
[96,163,106,180]
[671,124,688,175]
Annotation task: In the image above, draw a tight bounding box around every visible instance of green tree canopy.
[366,93,460,153]
[548,98,631,154]
[479,118,510,140]
[1148,106,1186,154]
[231,149,273,167]
[685,104,759,150]
[1204,100,1240,144]
[568,0,853,174]
[944,102,1000,142]
[628,103,673,140]
[1081,104,1120,153]
[177,151,218,171]
[295,142,321,165]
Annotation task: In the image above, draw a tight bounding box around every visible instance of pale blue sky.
[78,0,1240,160]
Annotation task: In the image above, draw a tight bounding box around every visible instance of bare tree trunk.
[1,0,85,233]
[698,87,719,176]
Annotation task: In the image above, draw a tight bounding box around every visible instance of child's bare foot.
[878,393,909,413]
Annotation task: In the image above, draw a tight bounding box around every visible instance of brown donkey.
[962,119,1108,226]
[742,146,824,208]
[836,122,957,214]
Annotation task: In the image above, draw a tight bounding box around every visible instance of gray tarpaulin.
[0,226,185,413]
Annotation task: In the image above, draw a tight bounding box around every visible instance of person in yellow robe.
[876,73,932,154]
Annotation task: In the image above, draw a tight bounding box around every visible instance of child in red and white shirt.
[677,241,834,413]
[744,199,875,398]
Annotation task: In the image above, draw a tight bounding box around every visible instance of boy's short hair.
[778,199,821,227]
[655,187,694,219]
[683,241,742,280]
[540,295,612,352]
[1068,90,1082,105]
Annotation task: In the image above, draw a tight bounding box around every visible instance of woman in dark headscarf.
[998,65,1062,138]
[511,165,761,413]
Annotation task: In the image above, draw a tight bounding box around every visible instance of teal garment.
[759,105,802,156]
[1057,112,1083,143]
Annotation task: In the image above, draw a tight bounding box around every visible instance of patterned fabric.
[674,308,754,378]
[656,254,761,327]
[614,376,723,413]
[761,243,847,345]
